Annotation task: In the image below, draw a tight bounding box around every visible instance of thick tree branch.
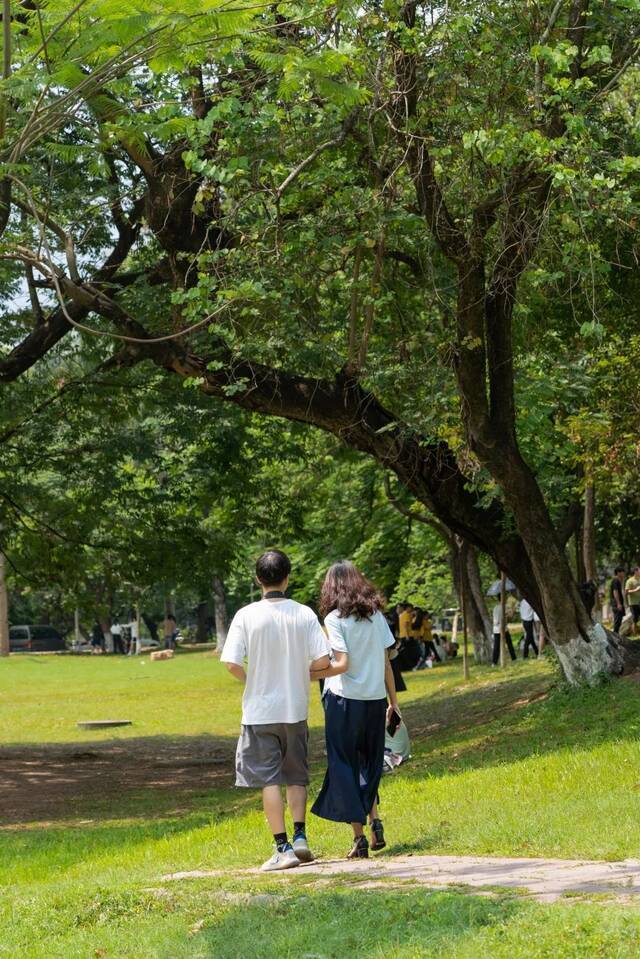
[383,473,452,544]
[0,221,139,383]
[69,302,539,609]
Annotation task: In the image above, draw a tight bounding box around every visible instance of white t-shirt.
[520,599,534,622]
[492,604,503,633]
[323,609,395,701]
[221,598,329,725]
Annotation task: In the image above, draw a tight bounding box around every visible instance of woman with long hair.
[310,561,400,859]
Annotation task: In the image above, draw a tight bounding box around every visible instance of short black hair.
[255,549,291,587]
[615,566,626,574]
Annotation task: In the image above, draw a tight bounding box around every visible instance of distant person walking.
[492,601,516,665]
[519,599,539,659]
[384,609,406,693]
[610,566,626,633]
[221,550,330,872]
[626,567,640,633]
[111,621,125,655]
[311,561,399,860]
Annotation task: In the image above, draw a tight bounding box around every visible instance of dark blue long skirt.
[311,692,386,825]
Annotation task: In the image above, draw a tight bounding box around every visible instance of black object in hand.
[386,708,401,737]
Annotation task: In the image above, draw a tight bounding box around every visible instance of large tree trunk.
[0,550,9,657]
[450,538,492,663]
[583,483,597,582]
[388,6,623,685]
[583,482,601,622]
[212,576,228,651]
[464,543,493,664]
[445,232,624,684]
[575,525,587,585]
[196,601,209,644]
[475,427,623,683]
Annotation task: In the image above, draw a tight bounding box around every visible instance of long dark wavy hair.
[319,561,385,621]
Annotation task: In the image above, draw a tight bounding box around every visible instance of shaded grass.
[4,882,640,959]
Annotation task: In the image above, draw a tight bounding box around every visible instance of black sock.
[274,832,288,851]
[293,821,306,839]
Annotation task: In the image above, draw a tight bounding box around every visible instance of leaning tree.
[1,0,639,681]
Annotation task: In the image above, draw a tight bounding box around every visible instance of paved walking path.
[164,855,640,902]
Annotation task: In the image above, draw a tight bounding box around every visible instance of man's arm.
[310,652,348,679]
[225,662,247,683]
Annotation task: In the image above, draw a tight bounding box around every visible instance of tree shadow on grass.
[0,732,241,826]
[183,886,525,959]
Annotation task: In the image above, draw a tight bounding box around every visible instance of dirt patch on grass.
[0,736,237,827]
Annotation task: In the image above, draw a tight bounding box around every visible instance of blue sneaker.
[292,835,315,863]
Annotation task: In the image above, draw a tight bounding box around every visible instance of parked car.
[9,625,66,652]
[433,609,464,636]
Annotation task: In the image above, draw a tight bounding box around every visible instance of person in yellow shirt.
[396,603,420,670]
[398,603,413,641]
[412,608,441,668]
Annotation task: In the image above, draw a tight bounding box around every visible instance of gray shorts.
[235,720,309,788]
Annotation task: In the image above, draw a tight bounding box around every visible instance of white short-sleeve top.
[323,609,395,701]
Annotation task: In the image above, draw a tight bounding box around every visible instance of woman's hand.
[386,703,401,725]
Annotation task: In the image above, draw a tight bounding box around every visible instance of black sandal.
[347,835,369,859]
[370,818,386,851]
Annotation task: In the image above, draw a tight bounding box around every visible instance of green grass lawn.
[3,651,640,957]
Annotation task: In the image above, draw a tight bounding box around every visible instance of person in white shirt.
[311,561,399,860]
[111,620,125,655]
[221,549,331,872]
[519,598,539,659]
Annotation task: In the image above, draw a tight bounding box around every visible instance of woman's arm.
[384,651,399,720]
[310,651,349,680]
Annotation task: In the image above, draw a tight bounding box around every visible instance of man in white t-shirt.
[221,549,330,872]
